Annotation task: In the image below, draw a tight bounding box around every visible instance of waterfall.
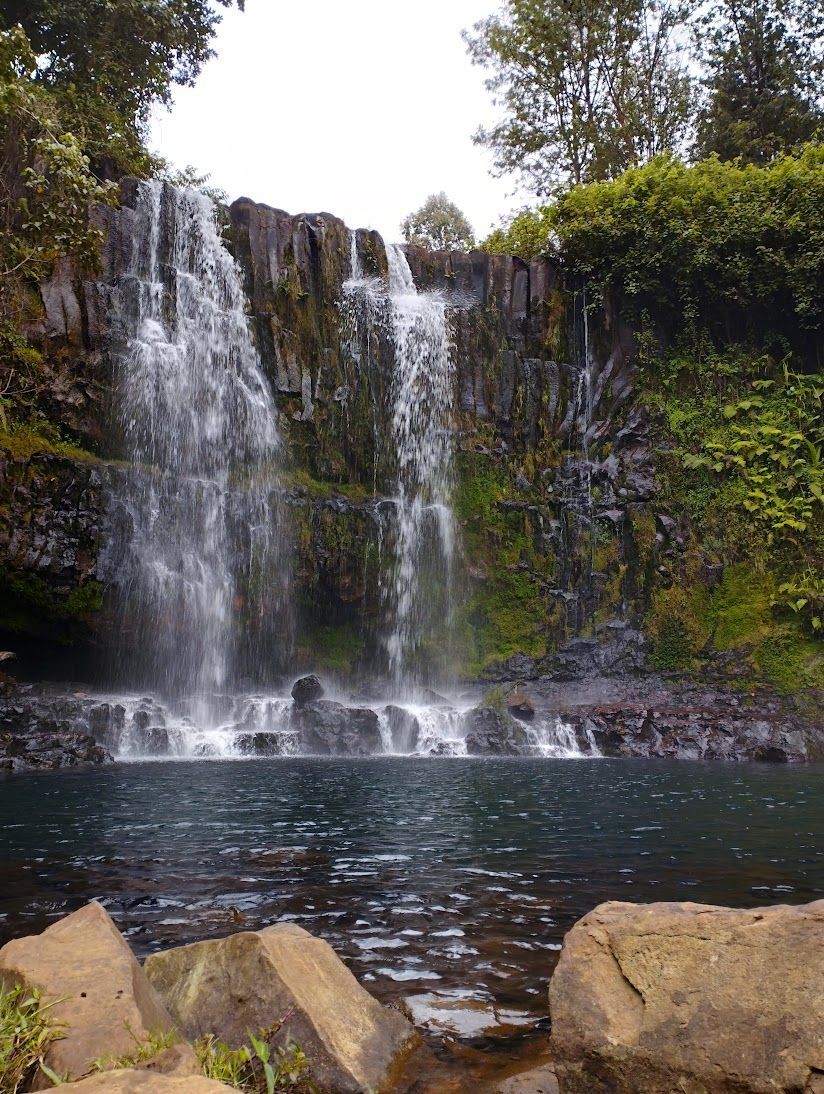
[384,245,456,689]
[341,238,458,691]
[102,181,289,709]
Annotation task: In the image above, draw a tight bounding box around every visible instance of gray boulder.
[290,674,324,705]
[384,705,420,753]
[463,706,532,755]
[291,700,382,755]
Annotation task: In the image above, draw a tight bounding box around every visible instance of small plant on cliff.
[772,569,824,636]
[0,983,64,1092]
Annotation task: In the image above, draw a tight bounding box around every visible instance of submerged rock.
[291,699,382,755]
[463,706,532,755]
[0,901,175,1085]
[549,898,824,1093]
[291,673,325,705]
[144,923,418,1094]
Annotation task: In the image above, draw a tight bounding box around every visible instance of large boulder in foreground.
[0,901,175,1086]
[549,899,824,1093]
[144,922,418,1093]
[62,1072,231,1091]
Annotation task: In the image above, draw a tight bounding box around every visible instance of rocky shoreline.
[0,897,821,1092]
[1,667,821,773]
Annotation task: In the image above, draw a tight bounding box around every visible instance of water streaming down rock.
[102,181,290,710]
[384,246,457,688]
[341,241,458,692]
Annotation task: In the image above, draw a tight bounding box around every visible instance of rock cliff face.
[0,181,820,737]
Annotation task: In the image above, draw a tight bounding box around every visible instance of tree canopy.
[465,0,695,191]
[0,0,243,174]
[401,193,475,252]
[696,0,824,163]
[467,0,824,192]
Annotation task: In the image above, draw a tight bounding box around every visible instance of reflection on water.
[1,759,822,1042]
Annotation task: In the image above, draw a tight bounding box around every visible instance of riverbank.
[1,756,821,1056]
[1,895,822,1092]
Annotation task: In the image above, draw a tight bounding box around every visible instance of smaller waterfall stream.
[341,240,458,692]
[384,245,457,689]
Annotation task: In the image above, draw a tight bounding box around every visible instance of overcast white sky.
[149,0,525,242]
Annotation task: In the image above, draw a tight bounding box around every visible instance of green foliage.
[1,0,243,174]
[401,193,475,252]
[92,1028,178,1072]
[646,586,707,670]
[196,1030,310,1092]
[0,419,95,461]
[454,459,548,672]
[464,0,695,190]
[298,624,365,675]
[753,627,822,693]
[0,570,104,638]
[681,367,823,547]
[547,148,824,335]
[0,983,63,1092]
[696,0,824,163]
[773,568,824,635]
[481,208,553,260]
[479,685,507,712]
[0,26,117,280]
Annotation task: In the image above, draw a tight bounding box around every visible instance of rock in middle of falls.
[290,700,383,755]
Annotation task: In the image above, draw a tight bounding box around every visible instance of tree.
[464,0,696,193]
[0,0,244,173]
[482,208,553,259]
[401,193,475,252]
[695,0,824,163]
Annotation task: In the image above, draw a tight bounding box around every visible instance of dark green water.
[1,758,822,1037]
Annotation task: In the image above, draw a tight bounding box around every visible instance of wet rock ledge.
[1,897,822,1092]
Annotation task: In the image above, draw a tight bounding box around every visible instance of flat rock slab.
[495,1063,559,1093]
[144,922,418,1093]
[0,901,174,1086]
[62,1071,232,1091]
[549,898,824,1092]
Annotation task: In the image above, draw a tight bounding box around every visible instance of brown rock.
[0,901,175,1086]
[144,923,418,1093]
[549,899,824,1092]
[506,693,535,721]
[495,1063,559,1093]
[137,1042,201,1077]
[61,1070,231,1091]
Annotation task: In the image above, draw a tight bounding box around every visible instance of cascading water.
[341,240,458,691]
[102,181,290,712]
[384,245,457,689]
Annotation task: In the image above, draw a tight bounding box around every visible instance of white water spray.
[104,181,288,708]
[384,245,456,688]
